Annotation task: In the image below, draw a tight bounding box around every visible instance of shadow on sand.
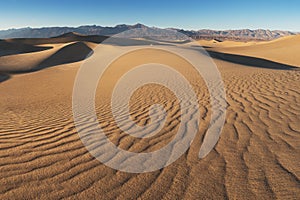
[5,42,94,74]
[205,50,298,70]
[34,42,93,71]
[0,41,53,57]
[1,40,298,84]
[0,73,10,83]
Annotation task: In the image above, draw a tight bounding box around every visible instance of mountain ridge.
[0,23,297,41]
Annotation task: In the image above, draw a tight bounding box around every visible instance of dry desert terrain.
[0,33,299,199]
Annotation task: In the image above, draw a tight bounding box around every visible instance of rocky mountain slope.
[0,23,296,41]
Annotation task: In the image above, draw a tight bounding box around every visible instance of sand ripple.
[0,37,299,199]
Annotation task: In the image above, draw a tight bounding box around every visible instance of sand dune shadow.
[31,42,93,72]
[205,50,298,70]
[0,40,52,57]
[0,73,10,83]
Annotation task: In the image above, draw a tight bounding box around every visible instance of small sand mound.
[213,38,223,43]
[52,32,85,38]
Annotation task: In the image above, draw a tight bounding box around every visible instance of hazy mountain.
[0,23,296,41]
[176,28,296,41]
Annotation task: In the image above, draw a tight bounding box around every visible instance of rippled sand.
[0,34,299,199]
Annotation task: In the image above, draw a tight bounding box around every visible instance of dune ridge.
[200,35,300,67]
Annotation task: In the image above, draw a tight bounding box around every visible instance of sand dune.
[5,32,108,45]
[0,40,52,57]
[0,35,173,74]
[204,50,298,70]
[201,35,300,67]
[36,42,93,72]
[198,39,257,48]
[0,41,93,73]
[0,34,299,199]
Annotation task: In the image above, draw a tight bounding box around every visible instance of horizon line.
[0,23,299,33]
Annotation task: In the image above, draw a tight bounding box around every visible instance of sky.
[0,0,299,31]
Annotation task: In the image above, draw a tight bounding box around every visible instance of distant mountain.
[0,23,296,41]
[176,28,296,41]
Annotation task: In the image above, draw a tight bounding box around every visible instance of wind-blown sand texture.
[0,33,299,199]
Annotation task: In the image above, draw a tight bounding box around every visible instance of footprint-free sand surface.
[0,34,299,199]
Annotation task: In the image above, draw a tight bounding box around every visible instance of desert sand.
[0,34,299,199]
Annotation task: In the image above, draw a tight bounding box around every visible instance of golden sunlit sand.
[0,34,299,199]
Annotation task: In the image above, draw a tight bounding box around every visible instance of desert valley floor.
[0,34,299,199]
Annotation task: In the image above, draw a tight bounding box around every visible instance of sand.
[0,35,299,199]
[198,35,300,67]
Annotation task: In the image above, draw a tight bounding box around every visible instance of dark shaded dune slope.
[35,42,93,71]
[0,40,52,57]
[5,32,108,45]
[206,50,298,70]
[0,41,93,74]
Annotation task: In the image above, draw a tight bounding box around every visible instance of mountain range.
[0,23,297,41]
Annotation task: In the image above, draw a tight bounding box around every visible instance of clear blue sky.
[1,0,299,31]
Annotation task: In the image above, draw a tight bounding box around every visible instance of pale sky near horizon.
[0,0,299,31]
